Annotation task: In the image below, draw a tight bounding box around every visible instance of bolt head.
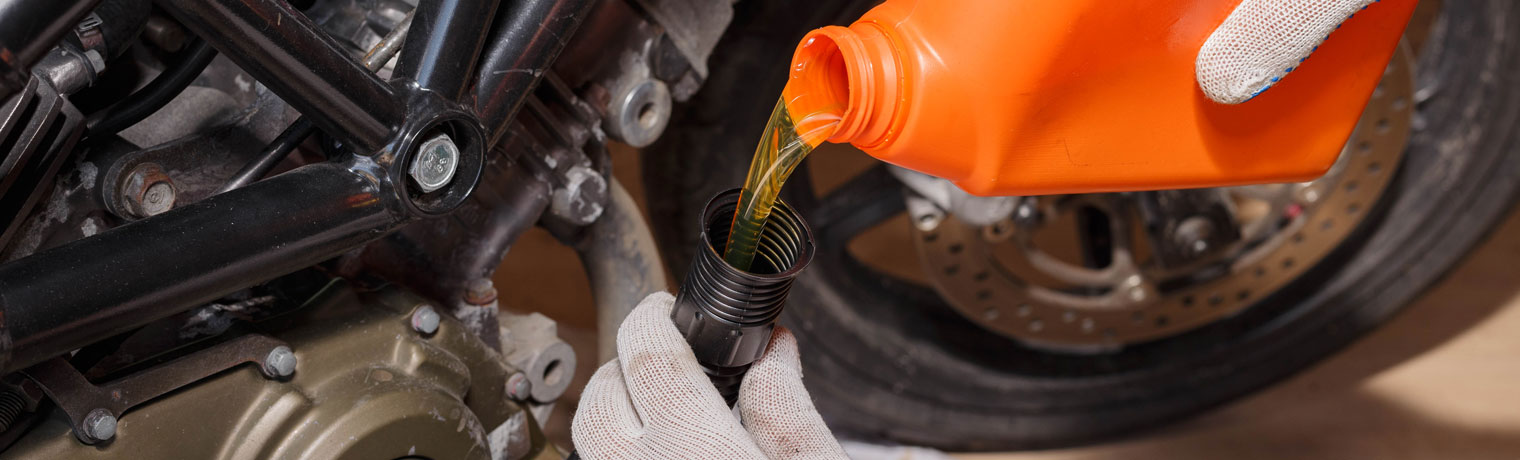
[411,305,441,335]
[1013,199,1041,226]
[83,408,117,443]
[506,373,531,400]
[914,213,942,232]
[263,346,297,378]
[121,163,176,218]
[1172,217,1216,257]
[549,165,607,225]
[464,279,498,305]
[139,182,175,216]
[410,134,459,193]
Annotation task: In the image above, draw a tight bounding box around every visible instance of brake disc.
[915,48,1414,351]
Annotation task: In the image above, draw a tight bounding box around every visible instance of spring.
[0,389,27,433]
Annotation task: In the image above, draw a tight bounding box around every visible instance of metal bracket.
[20,334,290,444]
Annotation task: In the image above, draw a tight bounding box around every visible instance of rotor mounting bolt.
[506,372,531,401]
[262,346,297,378]
[1172,217,1216,257]
[1012,198,1041,226]
[82,408,117,443]
[1123,275,1149,303]
[410,134,459,193]
[411,304,441,335]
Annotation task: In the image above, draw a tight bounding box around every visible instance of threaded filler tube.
[673,188,814,405]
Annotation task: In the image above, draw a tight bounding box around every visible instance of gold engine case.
[3,283,562,459]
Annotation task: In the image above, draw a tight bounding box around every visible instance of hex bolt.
[506,372,531,401]
[120,163,176,219]
[82,408,117,443]
[409,134,459,193]
[549,165,608,225]
[411,304,441,335]
[262,346,297,378]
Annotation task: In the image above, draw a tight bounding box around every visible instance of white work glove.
[1197,0,1380,104]
[571,292,848,460]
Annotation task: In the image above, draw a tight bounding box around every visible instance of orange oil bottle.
[782,0,1419,196]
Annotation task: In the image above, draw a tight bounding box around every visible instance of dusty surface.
[495,144,1520,458]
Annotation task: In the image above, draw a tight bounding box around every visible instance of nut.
[411,304,441,335]
[82,408,117,443]
[262,346,297,378]
[409,134,459,193]
[120,163,176,219]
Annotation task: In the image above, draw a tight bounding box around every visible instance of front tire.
[643,0,1520,450]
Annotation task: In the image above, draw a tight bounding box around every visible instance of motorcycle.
[0,0,1509,455]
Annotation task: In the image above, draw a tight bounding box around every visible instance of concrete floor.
[496,147,1520,458]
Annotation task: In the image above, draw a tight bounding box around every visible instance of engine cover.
[5,283,560,459]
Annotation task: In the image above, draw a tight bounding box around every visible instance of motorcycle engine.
[0,0,730,457]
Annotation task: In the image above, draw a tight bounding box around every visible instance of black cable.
[87,38,218,137]
[216,118,316,194]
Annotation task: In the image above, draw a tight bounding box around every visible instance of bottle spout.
[786,24,899,148]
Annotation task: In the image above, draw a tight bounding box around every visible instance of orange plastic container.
[784,0,1418,196]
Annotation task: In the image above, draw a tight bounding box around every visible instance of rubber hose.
[87,38,216,137]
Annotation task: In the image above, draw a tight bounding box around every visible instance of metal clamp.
[20,334,292,444]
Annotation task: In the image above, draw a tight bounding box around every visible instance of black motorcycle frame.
[0,0,595,373]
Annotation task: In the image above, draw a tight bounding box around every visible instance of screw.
[409,134,459,193]
[82,408,117,443]
[411,305,441,335]
[263,346,297,378]
[506,372,531,400]
[120,163,176,218]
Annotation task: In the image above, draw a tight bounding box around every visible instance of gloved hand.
[1198,0,1381,104]
[571,293,848,460]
